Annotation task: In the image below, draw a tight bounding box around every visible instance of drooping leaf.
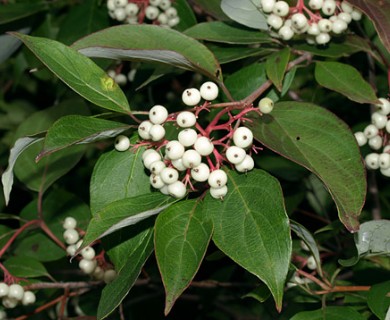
[290,220,323,277]
[39,115,131,159]
[315,61,378,104]
[184,21,273,44]
[367,280,390,320]
[1,136,44,205]
[246,102,366,232]
[90,148,151,214]
[348,0,390,53]
[220,0,268,30]
[266,48,291,92]
[0,2,48,25]
[290,306,365,320]
[204,169,291,311]
[72,25,222,81]
[3,256,50,278]
[57,0,110,45]
[12,33,131,114]
[354,220,390,257]
[97,227,154,320]
[83,193,175,247]
[155,200,212,315]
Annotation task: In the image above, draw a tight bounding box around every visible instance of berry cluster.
[354,98,390,177]
[107,69,128,86]
[63,217,117,284]
[0,282,35,309]
[115,82,274,199]
[107,0,180,28]
[259,0,362,44]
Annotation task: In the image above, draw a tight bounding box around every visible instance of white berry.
[149,124,166,141]
[143,150,162,169]
[159,0,171,10]
[171,158,187,171]
[0,283,9,297]
[79,259,97,274]
[200,82,219,101]
[182,149,202,168]
[178,128,198,147]
[194,136,214,156]
[210,185,228,199]
[114,135,130,152]
[107,0,115,11]
[379,153,390,169]
[145,6,159,20]
[233,127,253,148]
[182,88,201,106]
[273,1,289,16]
[150,0,162,5]
[322,0,336,15]
[318,19,332,32]
[158,13,168,24]
[308,23,320,36]
[354,132,367,146]
[316,33,331,45]
[338,12,352,24]
[226,146,246,164]
[308,0,323,10]
[372,112,388,129]
[114,73,127,85]
[208,170,228,188]
[8,284,24,300]
[160,167,179,184]
[364,124,379,138]
[365,153,380,170]
[104,269,117,284]
[165,140,185,160]
[291,13,308,29]
[168,181,187,198]
[149,105,168,124]
[138,120,153,140]
[258,97,274,114]
[351,9,362,21]
[341,1,353,13]
[235,154,255,172]
[267,14,283,30]
[92,266,105,280]
[380,167,390,177]
[66,244,77,256]
[306,256,317,270]
[279,25,294,40]
[2,297,18,309]
[167,16,180,27]
[260,0,276,13]
[165,7,177,18]
[332,19,348,34]
[115,0,127,7]
[177,111,197,127]
[63,229,79,245]
[376,98,390,115]
[63,217,77,229]
[191,163,210,182]
[81,246,96,260]
[125,3,139,16]
[150,174,165,189]
[22,291,36,306]
[368,136,383,150]
[150,160,166,175]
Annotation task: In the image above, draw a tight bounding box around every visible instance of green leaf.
[155,200,212,315]
[72,25,222,81]
[208,44,272,64]
[2,136,44,205]
[204,169,291,311]
[3,256,49,278]
[97,227,154,320]
[173,0,197,31]
[192,0,230,20]
[39,116,131,159]
[315,61,378,104]
[83,193,175,247]
[290,220,323,277]
[247,102,366,232]
[13,33,131,114]
[266,48,291,92]
[90,148,151,214]
[184,21,273,44]
[354,220,390,257]
[220,0,267,30]
[0,2,48,25]
[57,0,110,45]
[368,280,390,320]
[348,0,390,53]
[290,306,365,320]
[0,27,30,64]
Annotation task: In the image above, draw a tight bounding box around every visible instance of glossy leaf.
[354,220,390,256]
[155,200,212,315]
[39,115,131,159]
[266,48,291,92]
[315,61,378,104]
[2,136,43,205]
[348,0,390,53]
[184,21,273,44]
[246,102,366,232]
[97,228,154,320]
[221,0,267,30]
[3,256,49,278]
[83,193,175,247]
[290,220,323,276]
[57,0,110,45]
[90,148,151,214]
[290,306,365,320]
[72,25,222,81]
[0,2,48,25]
[204,169,291,310]
[368,280,390,320]
[13,33,131,114]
